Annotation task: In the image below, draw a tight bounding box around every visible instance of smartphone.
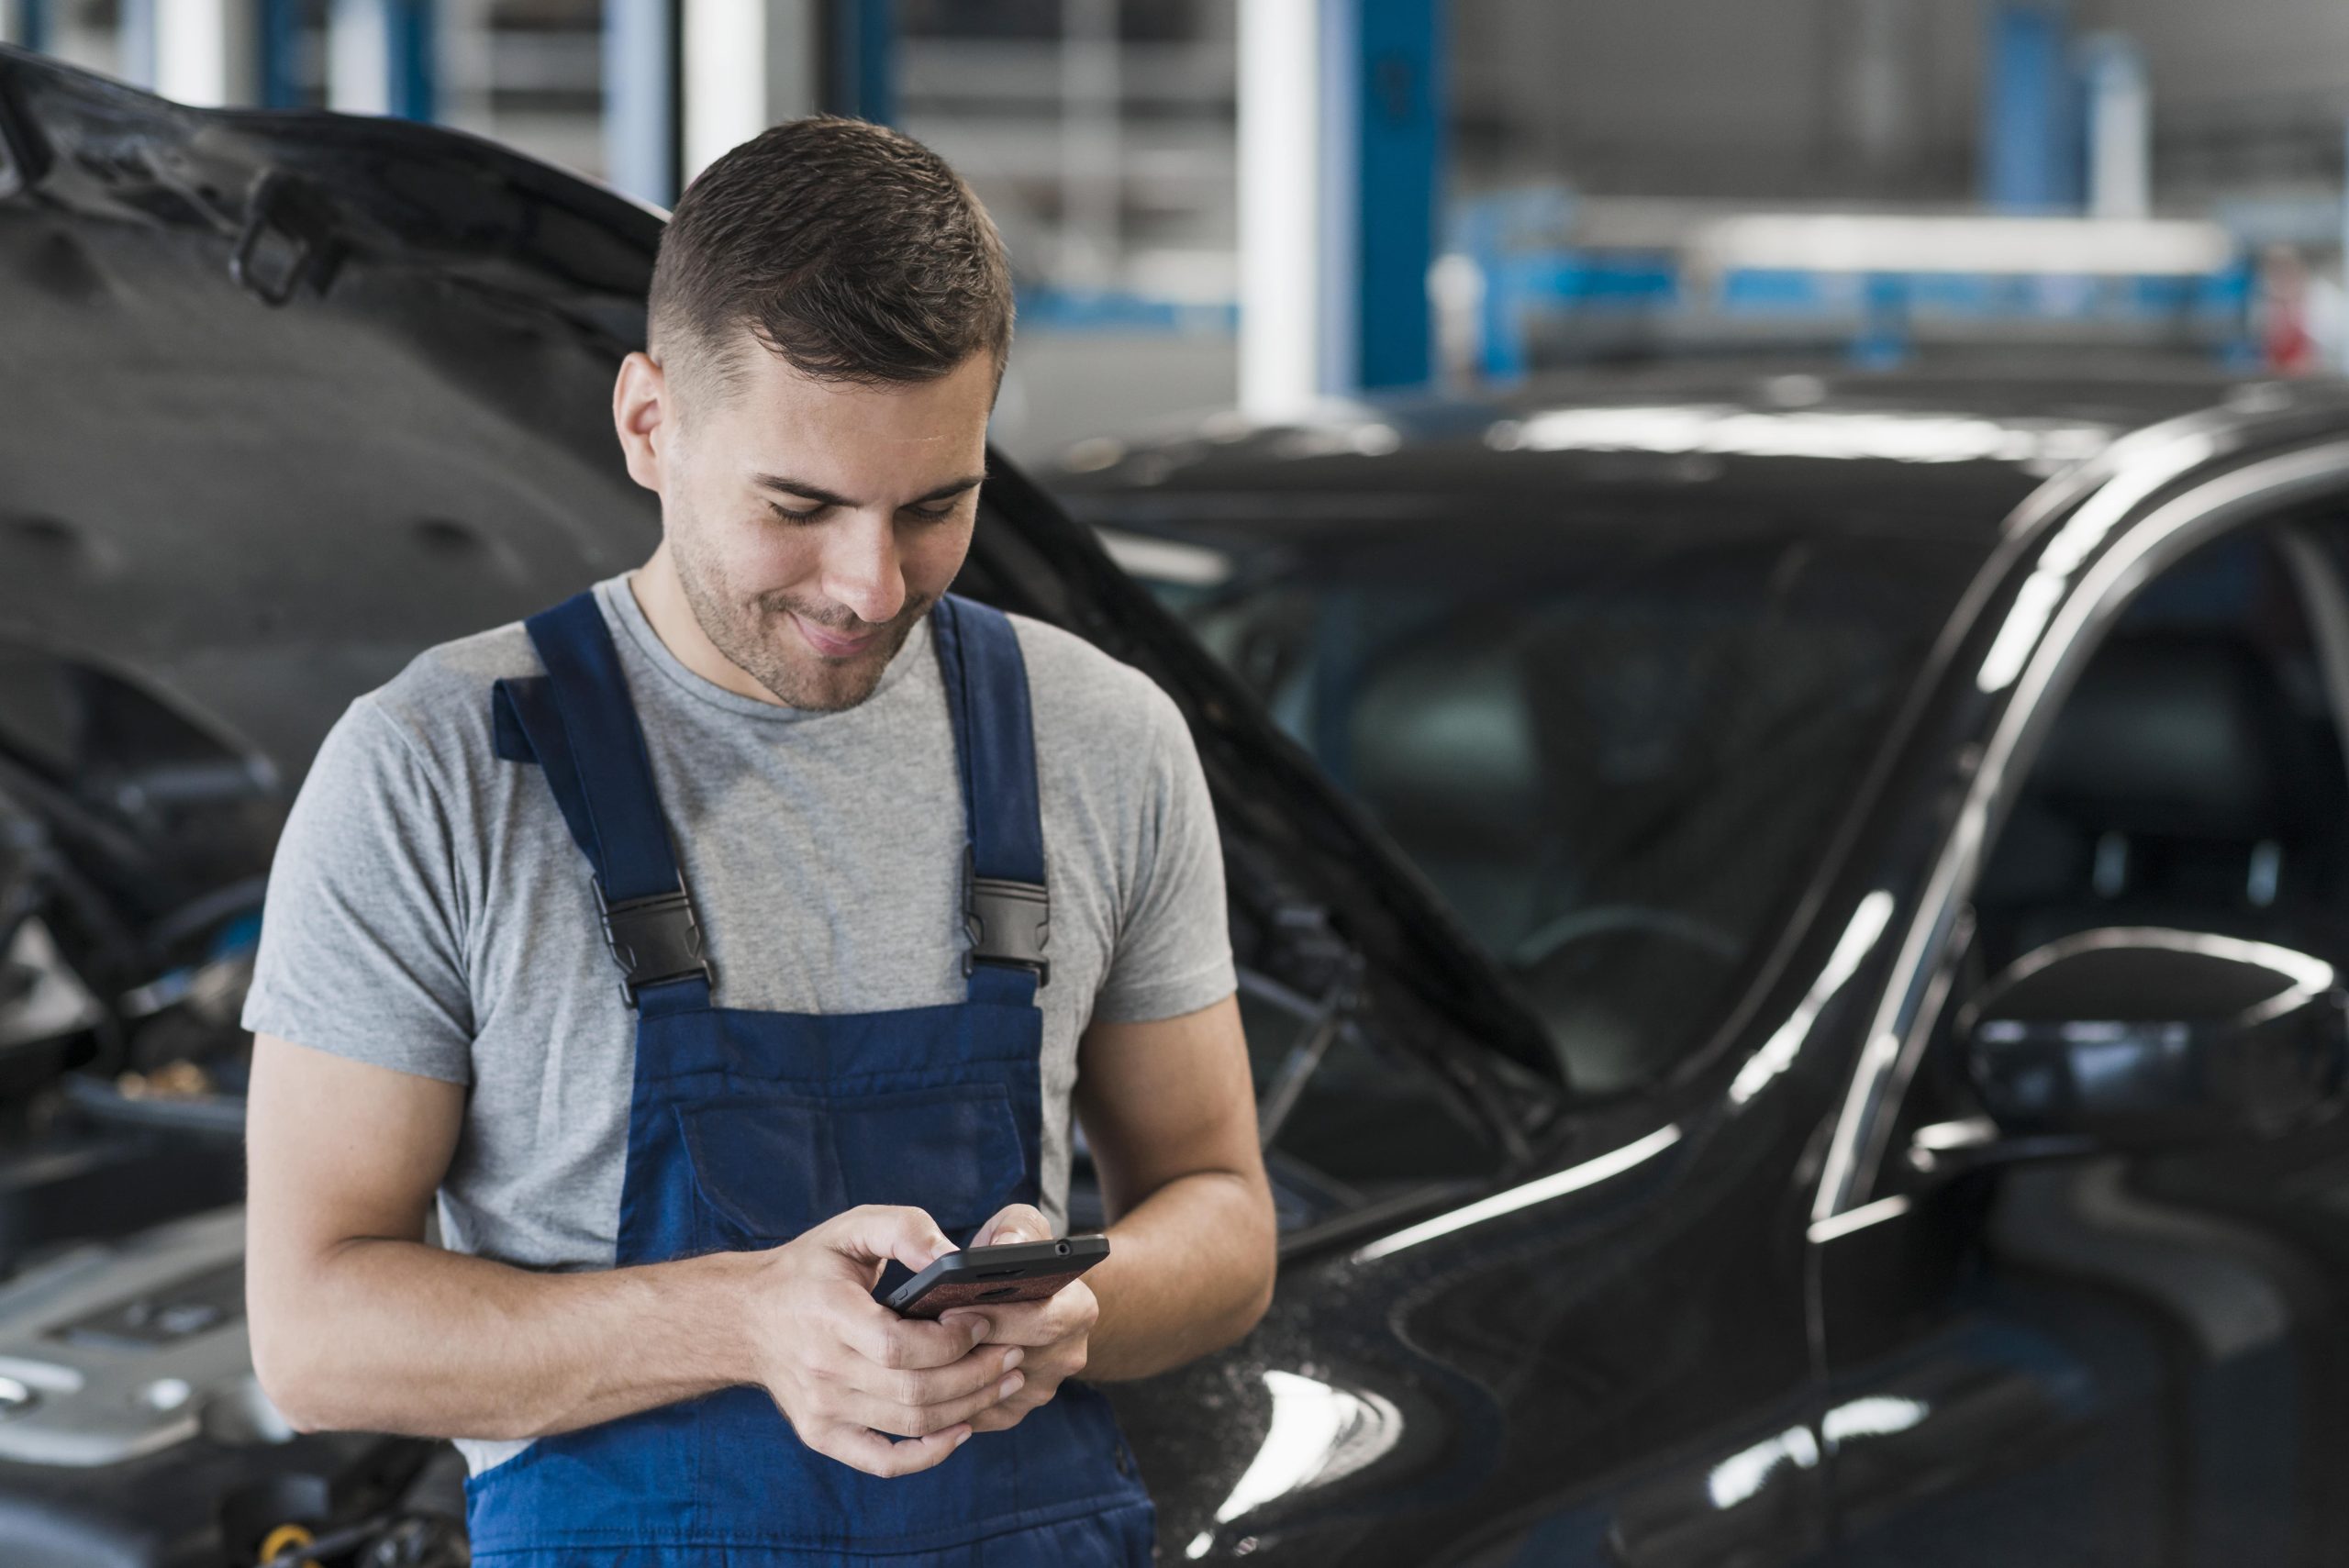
[879,1235,1109,1319]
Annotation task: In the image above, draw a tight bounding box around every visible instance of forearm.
[253,1239,758,1440]
[1083,1169,1275,1381]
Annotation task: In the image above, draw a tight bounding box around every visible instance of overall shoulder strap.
[490,589,712,1012]
[930,595,1049,1005]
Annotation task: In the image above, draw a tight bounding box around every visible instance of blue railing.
[1453,190,2258,380]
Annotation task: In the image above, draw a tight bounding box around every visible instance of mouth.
[789,611,885,658]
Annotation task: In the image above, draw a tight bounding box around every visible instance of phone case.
[881,1235,1109,1318]
[894,1266,1091,1319]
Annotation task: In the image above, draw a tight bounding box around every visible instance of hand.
[738,1205,1028,1477]
[940,1204,1097,1435]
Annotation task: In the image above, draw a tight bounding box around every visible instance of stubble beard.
[670,528,930,712]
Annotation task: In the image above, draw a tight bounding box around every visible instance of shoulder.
[373,618,543,720]
[327,618,542,790]
[1006,611,1185,747]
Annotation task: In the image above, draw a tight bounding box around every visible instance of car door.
[1809,449,2349,1566]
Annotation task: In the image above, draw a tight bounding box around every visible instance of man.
[242,117,1275,1565]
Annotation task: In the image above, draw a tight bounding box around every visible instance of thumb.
[827,1205,955,1273]
[975,1203,1051,1249]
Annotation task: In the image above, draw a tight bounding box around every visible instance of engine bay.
[0,664,462,1566]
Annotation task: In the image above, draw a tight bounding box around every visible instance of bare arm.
[1075,991,1275,1379]
[950,991,1275,1426]
[244,1032,1023,1474]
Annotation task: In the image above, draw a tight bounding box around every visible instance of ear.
[612,350,670,495]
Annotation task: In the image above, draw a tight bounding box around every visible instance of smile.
[791,613,883,657]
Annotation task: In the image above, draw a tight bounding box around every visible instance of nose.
[816,510,908,628]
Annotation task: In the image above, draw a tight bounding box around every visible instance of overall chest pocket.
[674,1083,1028,1251]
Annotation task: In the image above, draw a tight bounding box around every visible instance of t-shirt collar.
[596,572,934,723]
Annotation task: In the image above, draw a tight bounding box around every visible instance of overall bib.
[462,590,1156,1565]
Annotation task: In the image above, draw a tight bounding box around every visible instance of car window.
[1970,528,2349,973]
[1890,525,2349,1166]
[948,537,1518,1238]
[1143,522,1978,1095]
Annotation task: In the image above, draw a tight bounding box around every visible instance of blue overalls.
[462,589,1155,1565]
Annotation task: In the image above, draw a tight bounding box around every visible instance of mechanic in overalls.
[240,117,1276,1564]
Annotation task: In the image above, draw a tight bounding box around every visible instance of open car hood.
[0,45,663,780]
[0,47,1556,1084]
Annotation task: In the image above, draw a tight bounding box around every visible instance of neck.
[629,542,784,706]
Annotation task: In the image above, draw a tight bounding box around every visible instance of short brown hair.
[647,117,1014,395]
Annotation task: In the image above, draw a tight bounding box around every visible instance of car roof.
[1044,361,2310,556]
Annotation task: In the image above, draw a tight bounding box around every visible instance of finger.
[973,1203,1050,1249]
[842,1366,1029,1439]
[964,1384,1051,1435]
[840,1299,992,1371]
[941,1296,1076,1348]
[837,1341,1025,1407]
[941,1276,1095,1342]
[825,1205,956,1275]
[817,1421,972,1479]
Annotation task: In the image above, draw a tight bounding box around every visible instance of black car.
[1047,371,2349,1564]
[9,41,2349,1568]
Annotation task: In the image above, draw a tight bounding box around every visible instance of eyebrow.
[751,472,987,508]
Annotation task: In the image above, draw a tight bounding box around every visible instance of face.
[613,339,996,711]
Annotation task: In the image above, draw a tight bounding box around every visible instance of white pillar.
[0,4,20,47]
[1057,0,1120,289]
[2082,33,2152,221]
[328,0,393,115]
[606,0,677,206]
[1841,0,1919,177]
[152,0,261,106]
[1238,0,1324,419]
[683,0,820,189]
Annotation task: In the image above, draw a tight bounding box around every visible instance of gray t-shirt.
[241,572,1236,1473]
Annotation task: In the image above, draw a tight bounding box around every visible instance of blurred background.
[4,0,2343,460]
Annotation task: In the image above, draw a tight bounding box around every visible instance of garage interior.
[8,0,2348,452]
[7,2,2349,1565]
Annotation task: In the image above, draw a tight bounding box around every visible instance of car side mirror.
[1956,928,2347,1152]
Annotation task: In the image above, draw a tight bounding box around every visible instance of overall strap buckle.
[595,877,715,1007]
[963,847,1050,986]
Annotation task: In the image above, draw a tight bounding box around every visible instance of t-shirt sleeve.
[240,696,474,1084]
[1089,682,1238,1024]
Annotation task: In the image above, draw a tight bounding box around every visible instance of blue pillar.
[828,0,896,123]
[1350,0,1442,391]
[386,0,434,119]
[261,0,306,106]
[15,0,50,51]
[606,0,680,207]
[1982,2,2080,212]
[1241,0,1444,410]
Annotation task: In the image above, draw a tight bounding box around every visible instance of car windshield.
[1135,516,1982,1095]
